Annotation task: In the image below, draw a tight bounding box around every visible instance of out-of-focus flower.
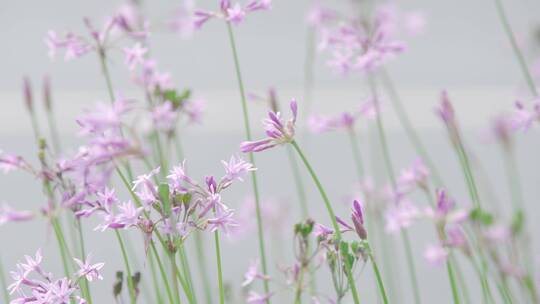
[0,203,34,226]
[246,291,274,304]
[242,259,270,287]
[123,43,148,70]
[152,101,178,132]
[397,158,430,193]
[192,0,271,29]
[511,100,540,131]
[423,244,448,266]
[384,199,420,234]
[241,99,297,152]
[76,97,132,136]
[45,31,92,61]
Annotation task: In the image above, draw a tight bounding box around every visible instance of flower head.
[241,99,298,152]
[74,254,105,282]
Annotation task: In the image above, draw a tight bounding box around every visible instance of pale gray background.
[1,0,540,303]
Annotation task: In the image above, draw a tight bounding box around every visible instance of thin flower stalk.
[151,241,176,304]
[225,21,270,296]
[0,256,9,304]
[368,75,422,304]
[379,69,443,186]
[115,230,137,304]
[194,231,213,304]
[43,75,62,154]
[169,250,182,304]
[214,228,225,304]
[492,0,538,97]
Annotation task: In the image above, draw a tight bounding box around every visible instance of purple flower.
[0,203,33,226]
[423,244,448,266]
[207,207,238,235]
[45,31,92,61]
[511,100,540,132]
[435,90,455,127]
[123,42,148,70]
[397,158,430,193]
[183,97,206,124]
[152,101,178,132]
[483,224,511,243]
[226,3,246,25]
[384,199,419,234]
[77,96,132,136]
[351,199,367,239]
[74,254,105,282]
[241,99,298,152]
[0,150,28,174]
[9,249,91,304]
[246,291,274,304]
[221,155,256,184]
[242,259,270,287]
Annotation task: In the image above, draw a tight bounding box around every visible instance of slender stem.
[114,230,136,304]
[214,230,225,304]
[51,217,72,278]
[148,249,165,304]
[169,251,182,304]
[45,110,62,155]
[492,0,538,97]
[0,256,10,304]
[194,231,213,304]
[454,138,481,208]
[379,69,443,186]
[290,141,339,235]
[98,50,116,102]
[151,242,175,304]
[178,246,197,303]
[76,220,92,304]
[225,22,270,296]
[290,140,360,304]
[369,75,422,304]
[446,259,461,304]
[401,230,422,304]
[294,264,306,304]
[286,146,309,218]
[451,255,472,304]
[370,253,389,304]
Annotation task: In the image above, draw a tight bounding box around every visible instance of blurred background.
[1,0,540,303]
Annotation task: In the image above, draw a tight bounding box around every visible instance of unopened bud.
[23,77,33,113]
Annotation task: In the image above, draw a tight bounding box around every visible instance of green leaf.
[158,183,171,216]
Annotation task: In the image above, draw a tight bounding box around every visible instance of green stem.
[151,242,175,304]
[178,246,197,303]
[45,109,62,155]
[51,217,72,278]
[369,75,422,304]
[492,0,538,97]
[446,259,461,304]
[0,256,10,304]
[114,230,136,304]
[76,220,92,304]
[379,69,443,186]
[286,146,309,218]
[290,140,360,304]
[169,251,182,304]
[451,255,472,304]
[214,230,225,304]
[225,21,270,296]
[194,231,213,304]
[148,250,165,304]
[370,253,389,304]
[98,50,116,102]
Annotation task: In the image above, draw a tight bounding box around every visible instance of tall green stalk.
[194,231,213,304]
[151,242,175,304]
[169,251,182,304]
[379,69,443,186]
[214,230,225,304]
[290,140,360,304]
[491,0,538,97]
[368,75,422,304]
[0,256,10,304]
[114,230,136,304]
[225,22,270,296]
[370,253,389,304]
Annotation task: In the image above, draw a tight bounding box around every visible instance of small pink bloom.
[424,244,448,266]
